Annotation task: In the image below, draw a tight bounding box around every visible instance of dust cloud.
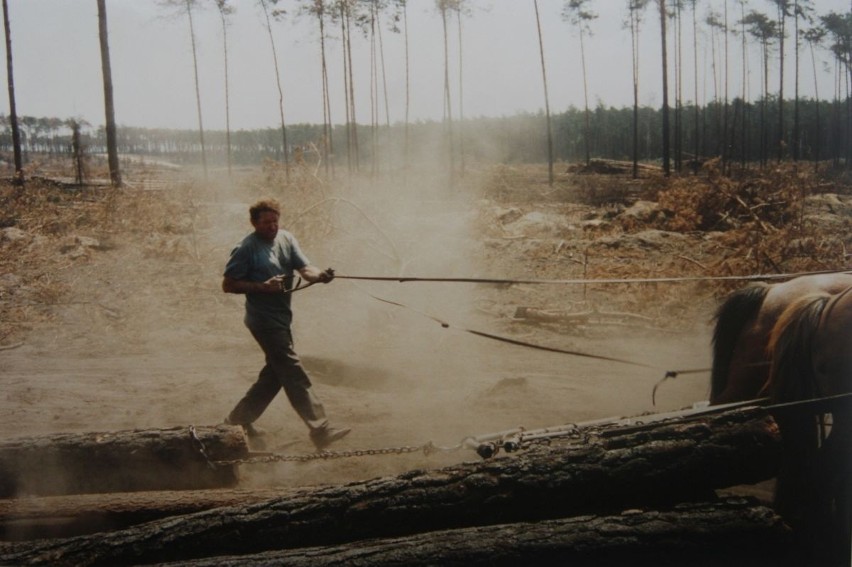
[0,154,713,491]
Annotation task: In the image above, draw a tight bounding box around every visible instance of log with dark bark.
[151,499,792,567]
[0,425,248,498]
[0,408,783,566]
[0,488,292,541]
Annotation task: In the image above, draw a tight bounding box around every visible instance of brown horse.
[711,273,852,561]
[710,273,852,404]
[766,282,852,560]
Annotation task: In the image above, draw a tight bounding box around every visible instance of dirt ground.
[0,160,848,491]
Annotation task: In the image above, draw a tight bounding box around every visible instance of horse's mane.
[711,283,770,401]
[767,292,831,403]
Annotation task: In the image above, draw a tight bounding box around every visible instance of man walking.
[223,198,350,450]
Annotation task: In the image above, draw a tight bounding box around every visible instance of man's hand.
[222,275,285,294]
[263,275,287,292]
[299,265,335,284]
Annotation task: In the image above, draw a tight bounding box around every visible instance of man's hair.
[249,199,281,222]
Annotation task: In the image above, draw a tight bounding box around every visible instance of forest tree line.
[0,93,849,173]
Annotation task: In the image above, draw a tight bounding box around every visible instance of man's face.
[252,211,279,242]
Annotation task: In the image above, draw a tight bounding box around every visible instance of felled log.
[0,488,291,541]
[0,425,248,498]
[0,408,783,566]
[150,499,791,567]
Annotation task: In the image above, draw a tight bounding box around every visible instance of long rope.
[364,293,656,369]
[286,269,852,392]
[335,268,851,286]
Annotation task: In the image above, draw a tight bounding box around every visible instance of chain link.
[210,399,784,467]
[189,425,219,470]
[214,441,461,467]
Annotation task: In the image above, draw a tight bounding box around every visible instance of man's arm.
[222,275,284,294]
[298,265,335,284]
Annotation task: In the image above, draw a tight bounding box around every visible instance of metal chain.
[213,441,462,467]
[189,425,219,470]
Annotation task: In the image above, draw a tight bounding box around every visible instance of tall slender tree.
[299,0,334,177]
[215,0,234,178]
[769,0,791,160]
[259,0,290,180]
[563,0,598,166]
[97,0,121,187]
[821,11,852,169]
[454,1,469,176]
[533,0,554,185]
[791,0,815,162]
[743,9,778,168]
[436,0,456,186]
[2,0,22,182]
[803,24,825,170]
[658,0,671,176]
[689,0,699,173]
[627,0,650,178]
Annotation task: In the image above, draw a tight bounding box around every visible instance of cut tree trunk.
[149,499,792,567]
[0,425,248,498]
[0,408,783,566]
[0,488,291,542]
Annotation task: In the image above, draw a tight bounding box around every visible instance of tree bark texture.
[0,488,290,542]
[0,425,247,498]
[149,499,792,567]
[0,409,782,566]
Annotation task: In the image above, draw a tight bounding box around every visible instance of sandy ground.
[0,169,713,491]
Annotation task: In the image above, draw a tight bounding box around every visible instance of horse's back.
[760,273,852,329]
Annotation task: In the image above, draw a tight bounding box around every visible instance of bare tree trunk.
[369,2,378,177]
[658,0,671,176]
[809,37,820,171]
[317,2,334,178]
[722,0,729,173]
[692,0,700,173]
[792,0,800,162]
[97,0,121,187]
[0,426,246,498]
[185,0,208,180]
[630,0,642,179]
[345,4,359,171]
[457,7,465,176]
[777,1,787,162]
[403,0,410,173]
[216,0,233,179]
[533,0,554,185]
[674,0,682,173]
[580,28,591,166]
[2,0,22,182]
[340,5,353,174]
[440,2,456,188]
[0,409,783,566]
[127,500,790,567]
[260,0,290,181]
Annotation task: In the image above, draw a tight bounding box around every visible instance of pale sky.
[3,0,849,131]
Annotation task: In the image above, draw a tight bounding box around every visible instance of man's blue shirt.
[224,230,310,330]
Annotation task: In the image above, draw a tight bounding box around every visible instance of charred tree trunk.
[0,409,782,566]
[148,499,791,567]
[0,425,247,498]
